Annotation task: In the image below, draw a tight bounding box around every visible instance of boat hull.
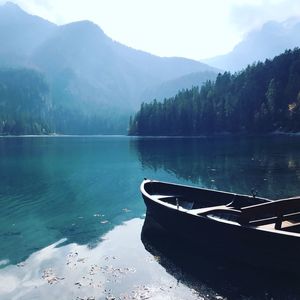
[142,184,300,272]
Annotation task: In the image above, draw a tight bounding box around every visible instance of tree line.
[0,68,128,135]
[129,48,300,136]
[0,68,51,135]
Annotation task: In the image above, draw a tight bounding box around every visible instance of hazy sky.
[2,0,300,60]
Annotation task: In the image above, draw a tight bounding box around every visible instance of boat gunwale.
[140,178,271,203]
[141,179,300,238]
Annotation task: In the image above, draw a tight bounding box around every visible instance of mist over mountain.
[0,2,217,134]
[0,2,56,66]
[141,71,217,102]
[204,18,300,72]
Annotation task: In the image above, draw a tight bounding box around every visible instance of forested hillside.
[129,48,300,135]
[0,68,51,135]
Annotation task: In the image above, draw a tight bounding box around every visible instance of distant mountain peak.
[3,1,19,7]
[73,20,100,28]
[203,17,300,72]
[0,0,56,60]
[61,20,105,36]
[0,2,51,25]
[0,1,56,27]
[282,16,300,29]
[2,1,22,11]
[260,20,282,33]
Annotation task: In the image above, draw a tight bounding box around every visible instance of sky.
[1,0,300,60]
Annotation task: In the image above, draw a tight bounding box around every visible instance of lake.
[1,135,300,299]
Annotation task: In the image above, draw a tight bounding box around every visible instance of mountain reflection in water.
[0,219,218,300]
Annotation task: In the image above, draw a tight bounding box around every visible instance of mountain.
[141,71,217,102]
[204,18,300,72]
[0,2,56,66]
[129,48,300,135]
[0,2,217,134]
[31,20,217,110]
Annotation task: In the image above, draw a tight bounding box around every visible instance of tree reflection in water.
[132,136,300,199]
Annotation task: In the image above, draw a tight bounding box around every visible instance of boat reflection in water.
[141,213,300,300]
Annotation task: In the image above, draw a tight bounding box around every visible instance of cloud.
[230,0,300,36]
[26,0,52,9]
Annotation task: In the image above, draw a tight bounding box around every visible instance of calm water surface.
[1,136,300,299]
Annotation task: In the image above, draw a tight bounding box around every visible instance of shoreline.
[0,134,128,138]
[1,131,300,138]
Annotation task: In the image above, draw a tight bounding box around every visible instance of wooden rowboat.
[140,179,300,271]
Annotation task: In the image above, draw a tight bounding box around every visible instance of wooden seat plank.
[240,196,300,228]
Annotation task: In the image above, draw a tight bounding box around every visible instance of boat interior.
[143,181,300,234]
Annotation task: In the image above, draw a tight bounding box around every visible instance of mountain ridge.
[0,1,218,134]
[203,18,300,72]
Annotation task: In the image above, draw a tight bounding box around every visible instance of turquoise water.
[0,137,144,265]
[1,135,300,299]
